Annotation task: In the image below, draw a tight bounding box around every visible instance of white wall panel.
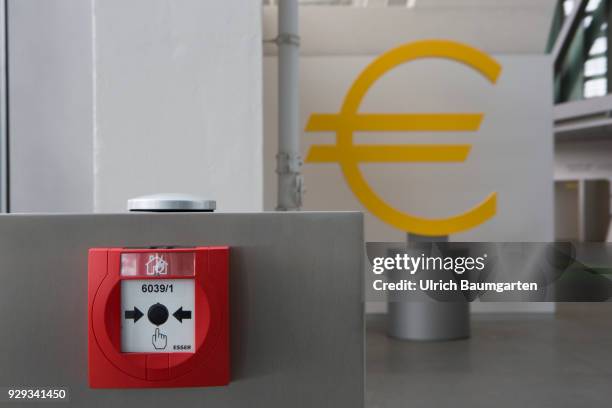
[93,0,263,212]
[8,0,94,212]
[264,54,554,312]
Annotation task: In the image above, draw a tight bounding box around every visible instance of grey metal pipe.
[0,0,7,213]
[276,0,303,211]
[387,234,470,341]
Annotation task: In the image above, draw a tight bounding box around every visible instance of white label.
[121,279,195,353]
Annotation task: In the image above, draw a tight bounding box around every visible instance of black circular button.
[147,303,169,326]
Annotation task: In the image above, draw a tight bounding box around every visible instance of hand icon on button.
[152,328,167,350]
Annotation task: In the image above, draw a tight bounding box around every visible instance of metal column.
[276,0,303,211]
[387,234,470,341]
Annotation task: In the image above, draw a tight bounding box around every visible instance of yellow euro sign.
[305,39,502,236]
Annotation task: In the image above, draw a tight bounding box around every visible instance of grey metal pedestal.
[387,234,470,341]
[0,212,364,408]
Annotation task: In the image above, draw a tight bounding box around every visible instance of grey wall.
[0,212,364,407]
[8,0,94,212]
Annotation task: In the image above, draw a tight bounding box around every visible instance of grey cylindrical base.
[387,233,470,341]
[387,301,470,341]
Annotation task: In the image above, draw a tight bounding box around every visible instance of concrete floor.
[366,304,612,408]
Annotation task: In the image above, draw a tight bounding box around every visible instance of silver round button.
[127,193,216,212]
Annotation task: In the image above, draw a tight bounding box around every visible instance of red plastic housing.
[88,246,229,388]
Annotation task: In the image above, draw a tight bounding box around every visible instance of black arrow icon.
[124,307,144,322]
[173,307,192,323]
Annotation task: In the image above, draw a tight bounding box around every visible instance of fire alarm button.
[88,247,229,388]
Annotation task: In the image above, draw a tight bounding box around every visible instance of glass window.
[551,0,610,102]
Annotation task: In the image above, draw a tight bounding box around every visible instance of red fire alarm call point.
[88,246,229,388]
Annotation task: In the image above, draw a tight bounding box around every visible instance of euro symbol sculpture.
[305,40,502,236]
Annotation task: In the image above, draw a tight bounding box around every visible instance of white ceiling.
[263,0,558,55]
[265,0,555,8]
